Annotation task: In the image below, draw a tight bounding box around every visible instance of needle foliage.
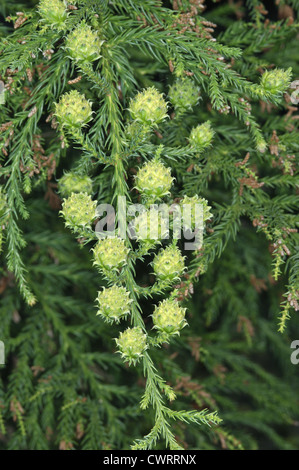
[0,0,298,450]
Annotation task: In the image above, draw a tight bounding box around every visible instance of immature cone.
[96,286,132,324]
[93,237,129,271]
[189,121,214,150]
[260,68,292,95]
[129,87,168,126]
[152,299,187,335]
[180,195,213,230]
[131,208,169,242]
[55,90,93,129]
[168,78,200,112]
[38,0,67,28]
[256,138,267,154]
[60,192,96,230]
[153,245,185,281]
[115,327,148,365]
[125,121,150,142]
[135,160,173,200]
[65,22,103,63]
[58,172,93,197]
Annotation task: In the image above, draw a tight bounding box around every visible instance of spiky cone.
[256,138,267,154]
[129,87,168,126]
[135,159,174,201]
[55,90,93,129]
[130,208,169,244]
[168,78,200,113]
[38,0,67,28]
[58,172,93,197]
[189,121,214,151]
[60,192,97,230]
[180,195,213,231]
[260,68,292,96]
[93,237,129,271]
[65,21,103,63]
[152,299,187,336]
[125,121,150,143]
[115,327,148,365]
[96,286,132,324]
[152,245,185,282]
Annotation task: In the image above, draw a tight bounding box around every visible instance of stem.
[101,53,179,449]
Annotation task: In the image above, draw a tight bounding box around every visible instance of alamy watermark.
[0,80,5,105]
[94,197,206,251]
[290,80,299,105]
[0,341,4,365]
[290,340,299,365]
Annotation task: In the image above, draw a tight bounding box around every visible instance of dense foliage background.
[0,0,298,450]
